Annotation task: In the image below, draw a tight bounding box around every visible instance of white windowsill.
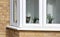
[7,26,60,31]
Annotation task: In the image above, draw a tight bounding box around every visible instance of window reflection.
[46,0,60,24]
[26,0,39,23]
[13,0,17,23]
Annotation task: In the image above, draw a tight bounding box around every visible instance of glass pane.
[13,0,17,23]
[26,0,39,23]
[46,0,60,24]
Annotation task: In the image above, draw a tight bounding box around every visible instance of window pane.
[13,0,17,23]
[26,0,39,23]
[46,0,60,24]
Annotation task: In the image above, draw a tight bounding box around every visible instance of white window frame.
[43,0,60,30]
[9,0,43,30]
[10,0,23,27]
[10,0,17,26]
[8,0,60,31]
[22,0,42,29]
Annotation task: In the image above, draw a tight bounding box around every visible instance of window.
[26,0,39,24]
[13,0,17,23]
[9,0,60,31]
[10,0,22,27]
[22,0,42,29]
[43,0,60,30]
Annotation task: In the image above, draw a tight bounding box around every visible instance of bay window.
[7,0,60,31]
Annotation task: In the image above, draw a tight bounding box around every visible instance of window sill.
[7,26,60,31]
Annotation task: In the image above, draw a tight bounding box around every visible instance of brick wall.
[0,0,10,37]
[6,28,60,37]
